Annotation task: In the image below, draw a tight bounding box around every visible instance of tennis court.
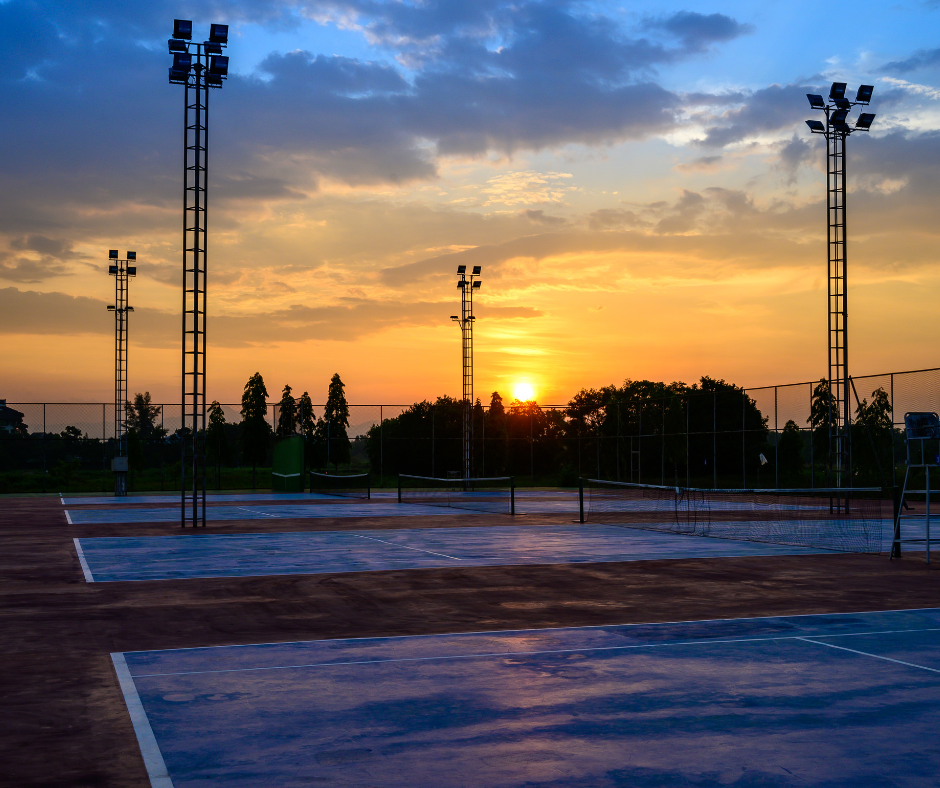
[115,608,940,787]
[74,524,839,582]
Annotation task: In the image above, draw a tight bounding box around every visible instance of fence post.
[431,406,435,477]
[661,398,665,486]
[579,477,584,523]
[510,476,515,516]
[638,405,642,484]
[890,373,896,487]
[530,413,534,482]
[809,382,814,489]
[742,390,746,489]
[686,396,690,488]
[713,392,717,489]
[380,405,383,487]
[42,403,46,494]
[775,386,779,489]
[616,401,621,482]
[482,406,485,477]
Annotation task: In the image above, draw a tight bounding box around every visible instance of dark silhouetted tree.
[240,372,270,487]
[276,384,297,437]
[777,420,805,481]
[317,373,350,469]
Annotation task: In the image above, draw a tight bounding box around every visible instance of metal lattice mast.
[107,249,136,495]
[169,20,229,527]
[452,265,482,479]
[806,82,875,509]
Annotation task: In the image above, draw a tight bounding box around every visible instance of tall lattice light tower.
[805,82,876,506]
[168,19,230,527]
[451,265,481,479]
[107,249,136,496]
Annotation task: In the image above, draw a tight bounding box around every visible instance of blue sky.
[2,0,940,404]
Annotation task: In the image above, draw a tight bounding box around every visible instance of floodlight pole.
[168,20,229,527]
[107,251,136,496]
[806,83,875,511]
[451,266,482,480]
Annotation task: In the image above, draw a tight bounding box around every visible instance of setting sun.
[513,382,535,402]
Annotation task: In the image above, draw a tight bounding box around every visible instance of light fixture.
[855,113,876,130]
[457,265,466,274]
[168,39,188,53]
[109,250,118,259]
[829,82,847,100]
[856,85,874,104]
[471,265,481,275]
[805,119,825,133]
[173,19,193,40]
[472,281,481,288]
[209,55,228,76]
[209,23,229,44]
[807,94,825,109]
[126,251,136,261]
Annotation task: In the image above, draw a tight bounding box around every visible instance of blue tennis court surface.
[115,608,940,787]
[75,524,834,582]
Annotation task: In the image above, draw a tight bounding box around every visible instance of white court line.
[111,653,175,788]
[351,533,462,560]
[60,495,64,505]
[73,539,94,583]
[797,637,940,674]
[120,607,940,655]
[130,627,940,678]
[64,509,73,525]
[237,506,277,518]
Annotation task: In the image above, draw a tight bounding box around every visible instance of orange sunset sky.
[3,2,940,406]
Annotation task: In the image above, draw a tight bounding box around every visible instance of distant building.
[0,400,27,434]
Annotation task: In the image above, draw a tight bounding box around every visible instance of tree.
[124,392,164,440]
[808,378,834,464]
[240,372,271,486]
[777,420,805,481]
[853,387,893,485]
[297,391,316,469]
[207,401,228,486]
[317,373,350,469]
[276,384,297,437]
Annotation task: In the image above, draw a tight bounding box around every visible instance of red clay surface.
[3,494,940,787]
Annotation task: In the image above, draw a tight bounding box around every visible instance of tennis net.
[581,478,886,553]
[310,472,371,499]
[398,475,515,515]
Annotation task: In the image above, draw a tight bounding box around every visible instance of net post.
[891,484,901,559]
[579,477,585,524]
[510,476,515,516]
[397,474,402,504]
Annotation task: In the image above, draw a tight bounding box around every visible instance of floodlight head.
[108,265,118,275]
[829,81,847,100]
[206,73,223,87]
[855,112,876,130]
[126,251,136,261]
[834,97,851,111]
[831,108,849,125]
[126,306,134,312]
[127,266,137,276]
[209,23,229,44]
[172,53,192,71]
[471,265,481,275]
[173,19,193,40]
[168,38,188,53]
[468,316,475,321]
[208,55,228,76]
[856,84,874,104]
[450,315,459,320]
[107,305,116,311]
[457,265,466,274]
[805,119,826,133]
[807,94,825,109]
[457,281,465,288]
[205,41,223,55]
[109,249,118,259]
[472,280,481,288]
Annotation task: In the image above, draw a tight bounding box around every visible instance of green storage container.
[272,435,305,492]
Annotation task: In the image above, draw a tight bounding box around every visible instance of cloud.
[880,48,940,74]
[644,11,753,52]
[695,82,812,148]
[674,155,725,173]
[523,209,566,227]
[0,287,542,346]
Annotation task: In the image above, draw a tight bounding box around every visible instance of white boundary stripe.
[351,533,462,560]
[131,626,940,678]
[798,637,940,674]
[236,506,277,518]
[111,653,174,788]
[72,538,94,582]
[119,606,940,655]
[64,509,73,525]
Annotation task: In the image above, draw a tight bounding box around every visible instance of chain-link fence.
[2,367,938,493]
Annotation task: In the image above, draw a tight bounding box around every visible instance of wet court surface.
[117,608,940,787]
[75,524,835,582]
